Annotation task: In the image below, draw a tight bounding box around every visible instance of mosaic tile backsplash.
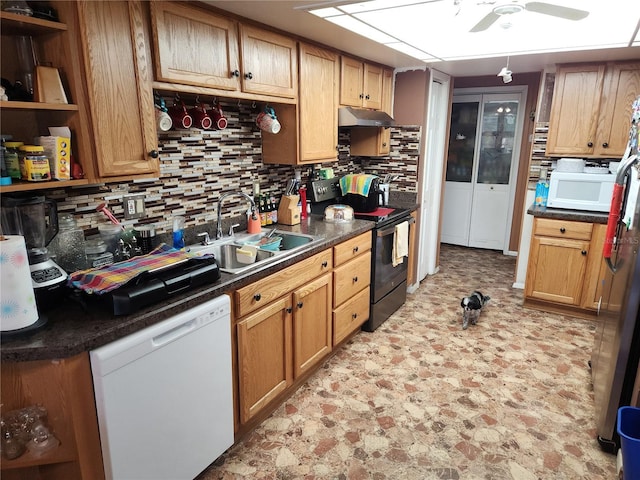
[36,100,421,239]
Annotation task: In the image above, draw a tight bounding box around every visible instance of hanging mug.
[155,107,173,132]
[188,102,213,130]
[208,102,228,130]
[256,106,281,134]
[167,100,193,130]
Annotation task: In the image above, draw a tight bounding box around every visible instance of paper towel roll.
[0,235,39,331]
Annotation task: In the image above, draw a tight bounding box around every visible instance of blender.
[1,195,67,306]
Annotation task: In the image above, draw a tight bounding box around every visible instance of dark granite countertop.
[1,217,373,363]
[527,204,609,224]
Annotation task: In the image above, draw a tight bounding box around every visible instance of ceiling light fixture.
[497,56,513,83]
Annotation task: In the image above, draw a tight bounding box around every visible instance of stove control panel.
[309,178,341,203]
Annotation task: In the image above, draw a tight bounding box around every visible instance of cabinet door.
[595,62,640,157]
[150,1,240,91]
[77,1,159,178]
[546,64,606,156]
[293,273,332,378]
[340,56,364,107]
[239,24,297,98]
[237,297,292,424]
[379,68,394,154]
[363,63,383,110]
[299,43,339,163]
[525,235,589,305]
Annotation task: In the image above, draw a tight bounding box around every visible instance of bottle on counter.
[534,168,549,207]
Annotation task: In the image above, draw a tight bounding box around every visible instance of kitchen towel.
[340,174,377,197]
[68,244,211,294]
[0,235,40,331]
[392,221,409,267]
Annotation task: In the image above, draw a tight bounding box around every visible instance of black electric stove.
[308,177,412,332]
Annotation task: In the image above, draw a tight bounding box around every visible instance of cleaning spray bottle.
[534,168,549,207]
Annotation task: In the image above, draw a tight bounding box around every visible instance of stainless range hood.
[338,106,395,128]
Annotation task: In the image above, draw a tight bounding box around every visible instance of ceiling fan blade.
[470,11,500,32]
[524,2,589,20]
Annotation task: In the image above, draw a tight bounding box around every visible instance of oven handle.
[376,216,415,237]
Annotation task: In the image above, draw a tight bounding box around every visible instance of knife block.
[278,195,300,225]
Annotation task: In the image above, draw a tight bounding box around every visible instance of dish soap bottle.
[534,168,549,207]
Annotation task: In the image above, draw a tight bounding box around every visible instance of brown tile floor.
[199,244,617,479]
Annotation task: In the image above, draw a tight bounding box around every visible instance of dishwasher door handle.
[152,319,197,347]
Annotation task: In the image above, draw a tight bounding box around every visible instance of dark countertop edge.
[527,204,609,224]
[1,218,373,362]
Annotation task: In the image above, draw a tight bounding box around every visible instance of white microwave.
[547,171,616,212]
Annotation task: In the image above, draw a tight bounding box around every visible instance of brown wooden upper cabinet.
[340,56,383,110]
[150,2,297,99]
[74,0,159,179]
[262,43,339,165]
[546,61,640,158]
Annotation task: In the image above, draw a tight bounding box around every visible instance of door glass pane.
[476,100,519,184]
[446,102,479,183]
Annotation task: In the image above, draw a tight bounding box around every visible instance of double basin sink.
[187,229,324,274]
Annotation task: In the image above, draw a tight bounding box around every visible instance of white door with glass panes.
[441,92,525,251]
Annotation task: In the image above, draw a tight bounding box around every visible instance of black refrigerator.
[591,96,640,452]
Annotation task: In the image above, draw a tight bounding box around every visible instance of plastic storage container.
[19,145,50,181]
[618,406,640,480]
[4,142,23,180]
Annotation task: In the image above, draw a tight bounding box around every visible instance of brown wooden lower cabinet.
[0,353,104,480]
[525,217,607,315]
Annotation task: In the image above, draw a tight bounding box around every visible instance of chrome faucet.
[216,192,256,240]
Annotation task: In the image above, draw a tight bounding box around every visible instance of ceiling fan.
[469,1,589,32]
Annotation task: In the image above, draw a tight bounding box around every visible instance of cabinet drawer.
[534,218,593,240]
[334,232,372,267]
[235,249,332,317]
[333,286,370,345]
[333,252,371,307]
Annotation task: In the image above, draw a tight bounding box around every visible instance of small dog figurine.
[460,291,490,330]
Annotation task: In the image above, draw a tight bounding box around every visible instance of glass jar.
[48,213,88,273]
[85,239,114,268]
[4,142,23,180]
[18,145,50,182]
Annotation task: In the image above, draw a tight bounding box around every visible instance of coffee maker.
[1,195,67,307]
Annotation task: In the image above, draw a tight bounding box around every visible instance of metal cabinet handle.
[297,301,304,309]
[352,313,358,319]
[245,72,253,80]
[353,246,359,253]
[581,250,587,255]
[560,227,566,233]
[286,307,292,313]
[322,260,328,268]
[230,70,240,77]
[365,94,370,100]
[587,142,594,147]
[149,150,159,158]
[353,276,358,283]
[254,293,261,301]
[602,142,609,148]
[382,143,387,147]
[359,93,364,99]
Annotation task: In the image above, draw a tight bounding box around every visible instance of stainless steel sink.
[186,230,323,274]
[241,230,320,250]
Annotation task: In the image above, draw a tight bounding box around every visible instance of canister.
[19,145,50,181]
[85,239,114,268]
[135,225,156,254]
[48,213,88,273]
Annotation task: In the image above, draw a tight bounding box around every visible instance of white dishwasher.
[90,295,233,480]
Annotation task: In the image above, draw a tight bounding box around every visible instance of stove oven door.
[373,219,409,302]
